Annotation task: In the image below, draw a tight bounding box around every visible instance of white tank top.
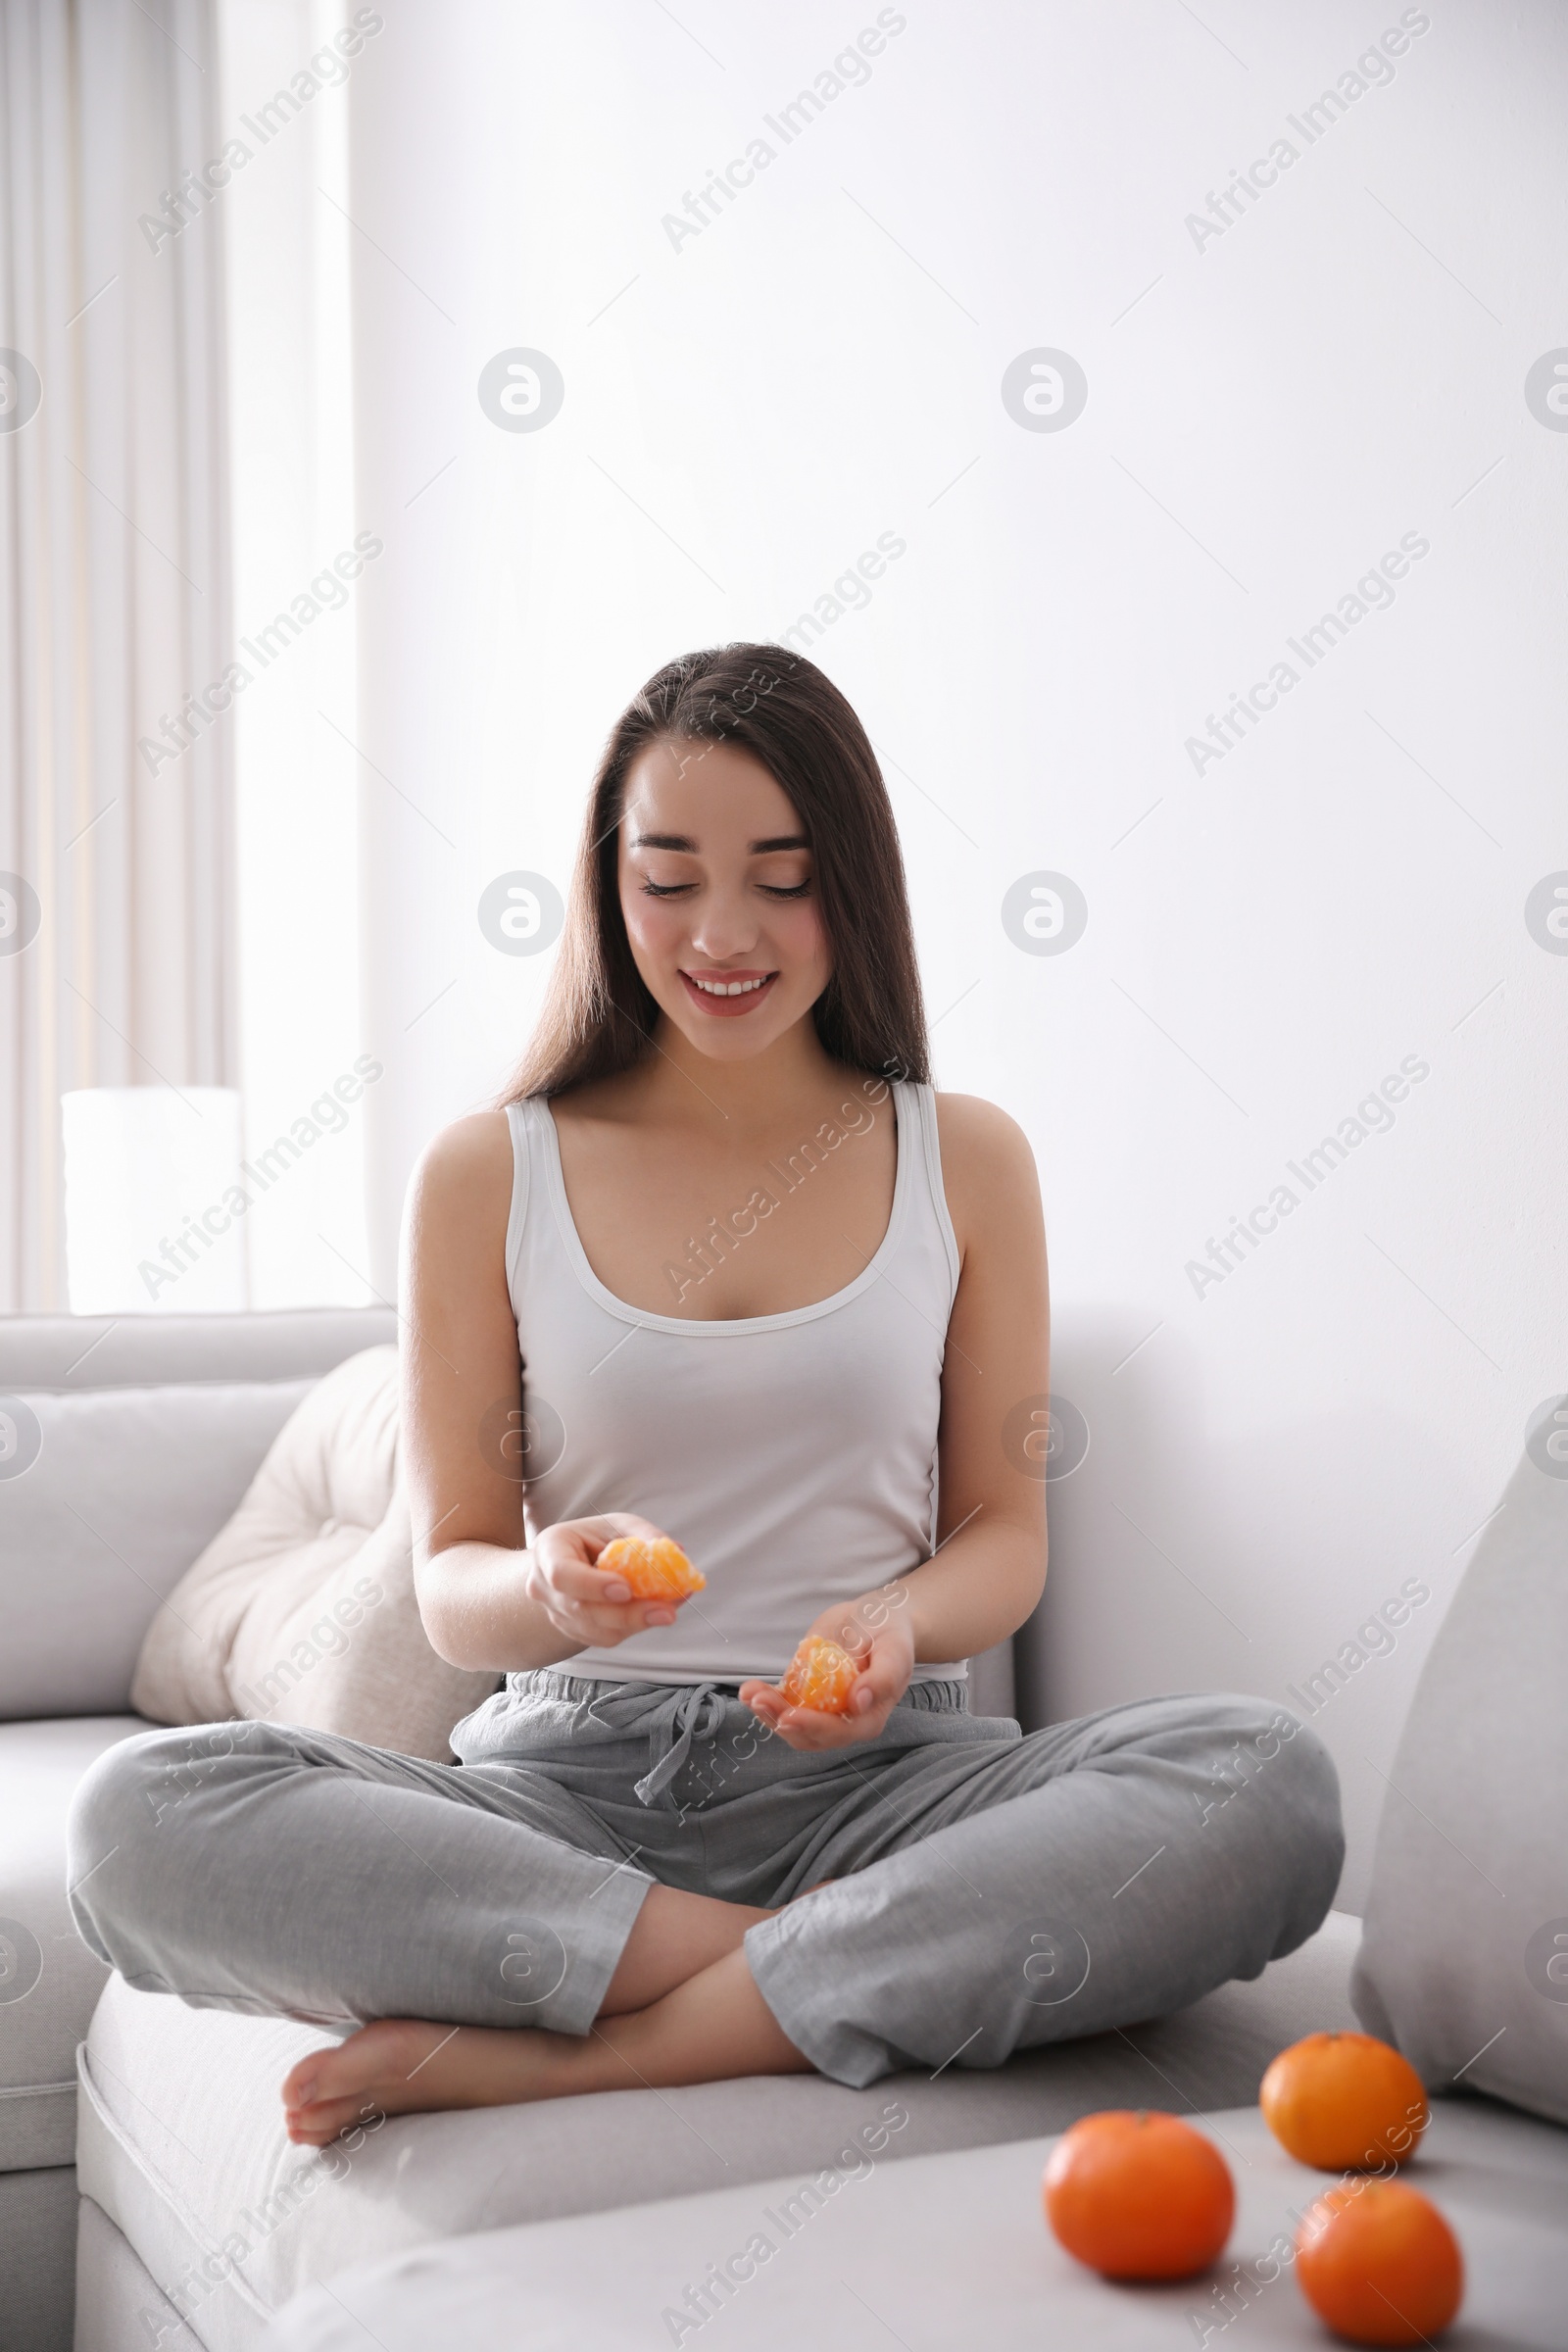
[503,1080,964,1686]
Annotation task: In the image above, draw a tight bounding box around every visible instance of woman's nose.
[687,890,760,960]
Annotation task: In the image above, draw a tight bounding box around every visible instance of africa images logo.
[1000,350,1088,434]
[0,350,41,434]
[477,872,565,954]
[476,351,565,433]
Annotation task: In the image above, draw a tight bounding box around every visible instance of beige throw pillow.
[130,1346,500,1761]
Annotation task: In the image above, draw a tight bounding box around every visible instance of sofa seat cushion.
[130,1348,499,1764]
[262,2095,1568,2352]
[76,1913,1360,2350]
[0,1716,149,2171]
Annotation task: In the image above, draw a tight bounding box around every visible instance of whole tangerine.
[1296,2180,1463,2344]
[1260,2033,1429,2172]
[1043,2109,1235,2280]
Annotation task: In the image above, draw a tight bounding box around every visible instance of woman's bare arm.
[908,1089,1051,1652]
[402,1112,675,1670]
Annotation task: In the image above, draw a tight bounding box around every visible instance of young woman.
[70,646,1343,2148]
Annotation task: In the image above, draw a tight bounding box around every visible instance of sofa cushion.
[260,2096,1568,2352]
[0,1716,148,2171]
[1351,1427,1568,2126]
[130,1348,500,1764]
[0,1379,314,1719]
[74,1913,1361,2350]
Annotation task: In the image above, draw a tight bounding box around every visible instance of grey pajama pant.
[68,1674,1343,2088]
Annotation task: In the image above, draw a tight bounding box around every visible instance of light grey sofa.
[0,1309,1442,2347]
[0,1308,398,2352]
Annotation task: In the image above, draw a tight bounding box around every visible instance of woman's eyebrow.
[628,831,809,855]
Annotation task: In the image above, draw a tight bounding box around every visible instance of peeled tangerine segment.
[598,1536,706,1600]
[781,1635,859,1714]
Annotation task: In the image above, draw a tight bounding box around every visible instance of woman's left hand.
[739,1592,915,1750]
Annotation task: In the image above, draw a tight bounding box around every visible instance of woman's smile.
[679,967,779,1015]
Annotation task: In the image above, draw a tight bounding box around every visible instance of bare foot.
[280,1885,792,2140]
[281,2017,586,2146]
[280,1940,814,2145]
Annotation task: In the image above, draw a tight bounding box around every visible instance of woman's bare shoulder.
[409,1108,514,1220]
[931,1091,1043,1251]
[933,1089,1036,1173]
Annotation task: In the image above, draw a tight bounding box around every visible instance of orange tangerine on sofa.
[597,1536,705,1601]
[1042,2110,1235,2280]
[1260,2033,1429,2171]
[1295,2180,1463,2345]
[780,1635,859,1714]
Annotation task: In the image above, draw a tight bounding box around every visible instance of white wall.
[344,0,1568,1906]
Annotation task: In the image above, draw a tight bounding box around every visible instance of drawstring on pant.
[633,1682,729,1808]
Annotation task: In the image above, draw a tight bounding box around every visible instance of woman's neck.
[605,1013,852,1139]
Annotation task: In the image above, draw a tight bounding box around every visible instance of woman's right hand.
[520,1513,687,1650]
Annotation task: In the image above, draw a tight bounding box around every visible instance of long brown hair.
[499,644,930,1101]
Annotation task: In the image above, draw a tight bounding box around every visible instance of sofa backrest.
[0,1308,396,1720]
[0,1307,398,1393]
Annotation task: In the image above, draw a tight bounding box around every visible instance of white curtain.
[0,0,235,1310]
